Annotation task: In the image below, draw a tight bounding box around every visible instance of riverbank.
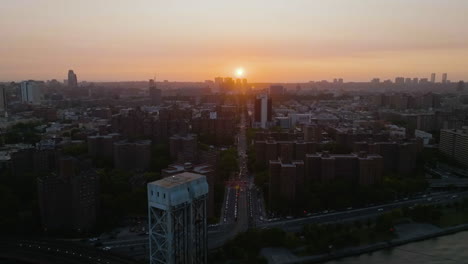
[282,223,468,264]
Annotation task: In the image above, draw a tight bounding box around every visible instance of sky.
[1,0,468,82]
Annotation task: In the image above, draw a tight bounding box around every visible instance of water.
[325,231,468,264]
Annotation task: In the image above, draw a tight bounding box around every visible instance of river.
[325,231,468,264]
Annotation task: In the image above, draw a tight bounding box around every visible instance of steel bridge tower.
[148,172,208,264]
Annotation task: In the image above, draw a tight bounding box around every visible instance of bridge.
[0,237,141,264]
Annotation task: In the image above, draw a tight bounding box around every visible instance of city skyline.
[2,0,468,82]
[3,1,468,264]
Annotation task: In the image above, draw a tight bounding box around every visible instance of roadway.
[0,238,140,264]
[208,109,251,248]
[92,190,468,259]
[258,190,468,232]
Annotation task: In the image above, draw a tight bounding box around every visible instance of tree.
[218,147,238,181]
[4,121,42,145]
[62,143,88,157]
[149,143,172,172]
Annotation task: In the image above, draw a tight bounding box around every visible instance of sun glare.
[236,68,244,77]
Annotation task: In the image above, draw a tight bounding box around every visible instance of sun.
[235,67,244,77]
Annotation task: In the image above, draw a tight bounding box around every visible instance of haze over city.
[3,1,468,264]
[2,0,468,82]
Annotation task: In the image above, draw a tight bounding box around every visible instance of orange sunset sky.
[1,0,468,82]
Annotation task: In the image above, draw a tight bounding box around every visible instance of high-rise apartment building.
[37,157,99,232]
[303,152,383,185]
[20,81,42,104]
[87,133,120,161]
[253,93,272,129]
[0,86,7,115]
[214,77,223,92]
[148,172,208,264]
[442,73,448,84]
[395,77,405,84]
[304,124,322,142]
[113,140,151,171]
[149,79,162,105]
[169,133,198,163]
[440,128,468,167]
[431,73,436,83]
[68,70,78,88]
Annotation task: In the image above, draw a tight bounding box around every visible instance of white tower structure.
[253,93,272,129]
[148,172,208,264]
[20,81,42,104]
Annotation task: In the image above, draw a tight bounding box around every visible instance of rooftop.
[149,172,204,189]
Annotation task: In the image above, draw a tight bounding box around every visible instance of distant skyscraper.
[419,78,429,84]
[222,77,234,91]
[405,78,412,84]
[148,172,208,264]
[235,78,242,87]
[214,77,223,84]
[412,78,419,84]
[457,81,465,92]
[395,77,405,84]
[213,77,223,93]
[371,78,380,84]
[442,73,448,84]
[431,73,436,83]
[68,70,78,88]
[20,81,42,104]
[0,86,7,115]
[149,79,162,105]
[254,93,272,129]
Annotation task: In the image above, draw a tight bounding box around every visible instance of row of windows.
[151,190,166,199]
[151,188,192,199]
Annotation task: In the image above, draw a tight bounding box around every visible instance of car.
[427,198,432,201]
[377,208,384,212]
[346,207,353,210]
[88,237,99,242]
[286,216,293,219]
[102,246,112,251]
